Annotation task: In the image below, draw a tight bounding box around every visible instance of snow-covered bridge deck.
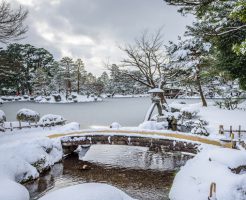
[48,129,233,154]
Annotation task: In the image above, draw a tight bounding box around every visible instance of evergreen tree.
[166,37,212,106]
[60,57,74,97]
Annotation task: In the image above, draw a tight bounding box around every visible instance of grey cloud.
[10,0,193,75]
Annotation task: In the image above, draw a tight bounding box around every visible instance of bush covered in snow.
[191,119,209,136]
[139,121,166,130]
[215,97,242,110]
[110,122,122,129]
[0,110,6,123]
[0,110,6,131]
[16,108,40,122]
[39,114,65,126]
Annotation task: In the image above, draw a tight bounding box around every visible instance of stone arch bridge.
[48,129,233,155]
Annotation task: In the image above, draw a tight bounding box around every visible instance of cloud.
[9,0,193,75]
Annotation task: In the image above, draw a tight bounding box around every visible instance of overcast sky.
[10,0,193,76]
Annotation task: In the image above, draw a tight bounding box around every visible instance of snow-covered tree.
[165,0,246,90]
[72,58,86,94]
[60,57,74,97]
[166,37,212,106]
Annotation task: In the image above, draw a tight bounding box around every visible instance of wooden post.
[208,182,217,200]
[219,125,224,134]
[10,122,13,131]
[239,125,241,141]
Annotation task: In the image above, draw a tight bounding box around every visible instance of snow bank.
[58,122,80,132]
[39,183,136,200]
[1,93,102,104]
[169,147,246,200]
[138,121,167,130]
[0,180,29,200]
[0,137,63,200]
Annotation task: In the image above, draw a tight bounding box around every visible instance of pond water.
[0,97,205,129]
[24,145,193,200]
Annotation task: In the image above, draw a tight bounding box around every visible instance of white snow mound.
[39,183,136,200]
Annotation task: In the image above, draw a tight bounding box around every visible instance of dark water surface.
[24,145,193,200]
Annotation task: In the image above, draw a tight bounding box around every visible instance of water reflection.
[24,145,193,200]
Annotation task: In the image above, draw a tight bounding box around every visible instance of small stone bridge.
[48,129,233,155]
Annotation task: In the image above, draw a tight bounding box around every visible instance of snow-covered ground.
[0,122,80,200]
[169,147,246,200]
[0,93,101,104]
[169,101,246,138]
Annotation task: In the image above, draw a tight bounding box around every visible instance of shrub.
[191,119,209,136]
[39,114,65,126]
[17,108,40,122]
[0,110,6,123]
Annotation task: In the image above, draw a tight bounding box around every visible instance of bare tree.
[0,1,28,43]
[121,29,181,103]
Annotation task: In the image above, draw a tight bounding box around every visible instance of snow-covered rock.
[39,183,136,200]
[16,108,40,122]
[110,122,122,129]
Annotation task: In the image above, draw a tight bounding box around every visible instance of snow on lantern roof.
[148,88,164,93]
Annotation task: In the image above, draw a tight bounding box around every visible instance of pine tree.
[166,37,211,106]
[60,57,74,97]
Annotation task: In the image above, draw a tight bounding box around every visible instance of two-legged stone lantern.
[144,88,165,121]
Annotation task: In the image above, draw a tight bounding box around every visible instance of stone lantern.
[144,88,164,121]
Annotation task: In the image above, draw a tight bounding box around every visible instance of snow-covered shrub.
[45,96,51,101]
[52,94,61,102]
[0,110,6,131]
[0,110,6,123]
[23,95,29,100]
[39,114,65,126]
[215,97,241,110]
[191,119,209,136]
[110,122,121,129]
[138,121,166,130]
[181,110,198,120]
[72,94,77,99]
[16,108,40,122]
[35,96,43,102]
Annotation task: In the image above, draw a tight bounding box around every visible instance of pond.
[0,97,204,129]
[24,145,193,200]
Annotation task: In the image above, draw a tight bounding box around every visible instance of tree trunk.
[196,71,207,107]
[77,73,80,94]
